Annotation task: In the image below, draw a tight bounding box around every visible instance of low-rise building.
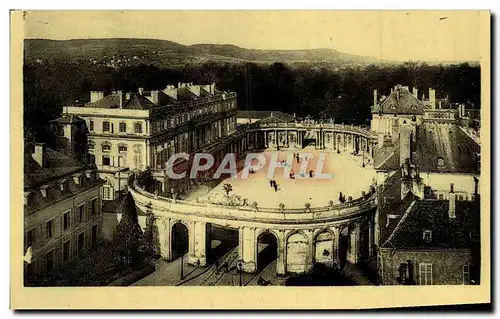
[24,142,105,282]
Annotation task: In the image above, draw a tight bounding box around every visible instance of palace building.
[63,83,238,202]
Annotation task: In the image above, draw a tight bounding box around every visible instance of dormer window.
[40,184,51,198]
[390,104,396,110]
[59,179,68,191]
[423,230,432,241]
[73,174,82,185]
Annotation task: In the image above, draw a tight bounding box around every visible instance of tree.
[114,192,144,267]
[223,183,233,196]
[136,167,156,193]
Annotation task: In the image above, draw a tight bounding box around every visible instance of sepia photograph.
[10,9,491,309]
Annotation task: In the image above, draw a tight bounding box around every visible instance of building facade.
[63,83,238,202]
[24,141,105,282]
[372,84,481,285]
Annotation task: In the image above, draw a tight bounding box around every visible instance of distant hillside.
[24,38,384,65]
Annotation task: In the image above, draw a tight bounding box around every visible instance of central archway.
[171,222,189,260]
[286,232,309,274]
[257,231,278,271]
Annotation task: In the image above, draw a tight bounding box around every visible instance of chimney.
[90,91,104,103]
[399,122,412,165]
[32,142,46,168]
[138,88,144,95]
[412,87,418,98]
[438,100,442,109]
[117,90,123,108]
[125,92,131,100]
[373,89,378,108]
[429,88,436,109]
[178,82,182,89]
[151,90,160,106]
[449,183,456,219]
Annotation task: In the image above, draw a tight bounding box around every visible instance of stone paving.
[195,147,376,208]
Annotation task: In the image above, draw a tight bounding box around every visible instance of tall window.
[78,233,85,253]
[63,240,70,261]
[78,205,85,223]
[25,229,35,249]
[63,212,70,231]
[118,145,127,153]
[134,122,143,133]
[102,186,113,200]
[91,199,97,216]
[419,263,433,285]
[463,265,470,285]
[91,225,98,244]
[102,144,111,152]
[46,250,55,272]
[102,155,110,166]
[102,121,110,132]
[46,220,53,239]
[119,122,127,133]
[89,120,94,131]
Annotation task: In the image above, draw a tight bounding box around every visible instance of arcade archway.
[171,222,189,260]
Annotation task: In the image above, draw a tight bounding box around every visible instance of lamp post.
[180,253,184,280]
[237,260,243,287]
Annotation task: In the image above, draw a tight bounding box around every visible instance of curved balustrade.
[242,122,377,139]
[129,182,377,224]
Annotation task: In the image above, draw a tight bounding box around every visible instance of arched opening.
[171,222,189,260]
[359,218,371,262]
[314,231,334,265]
[286,232,308,274]
[257,231,278,271]
[301,131,316,149]
[338,227,349,269]
[206,223,239,264]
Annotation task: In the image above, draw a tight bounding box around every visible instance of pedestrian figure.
[269,180,273,188]
[273,182,278,192]
[309,170,314,178]
[339,192,343,203]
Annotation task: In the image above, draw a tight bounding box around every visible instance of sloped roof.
[374,144,400,171]
[86,93,122,109]
[24,146,86,189]
[372,86,426,115]
[123,94,156,110]
[382,199,480,249]
[50,115,85,124]
[413,122,480,174]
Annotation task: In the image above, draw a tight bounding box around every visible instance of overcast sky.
[24,10,486,62]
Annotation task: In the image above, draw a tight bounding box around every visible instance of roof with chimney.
[373,121,480,174]
[24,143,104,214]
[381,199,480,249]
[372,85,427,115]
[84,93,158,110]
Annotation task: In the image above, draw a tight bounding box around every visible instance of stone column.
[368,214,374,257]
[157,217,172,261]
[347,222,361,264]
[239,227,257,273]
[276,230,286,276]
[188,221,207,266]
[305,230,314,272]
[333,227,341,266]
[264,131,268,148]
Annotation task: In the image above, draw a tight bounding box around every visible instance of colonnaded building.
[55,83,480,285]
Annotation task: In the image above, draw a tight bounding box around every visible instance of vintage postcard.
[11,10,491,309]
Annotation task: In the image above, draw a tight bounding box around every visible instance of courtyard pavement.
[194,147,376,208]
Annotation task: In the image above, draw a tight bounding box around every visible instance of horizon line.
[23,37,480,64]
